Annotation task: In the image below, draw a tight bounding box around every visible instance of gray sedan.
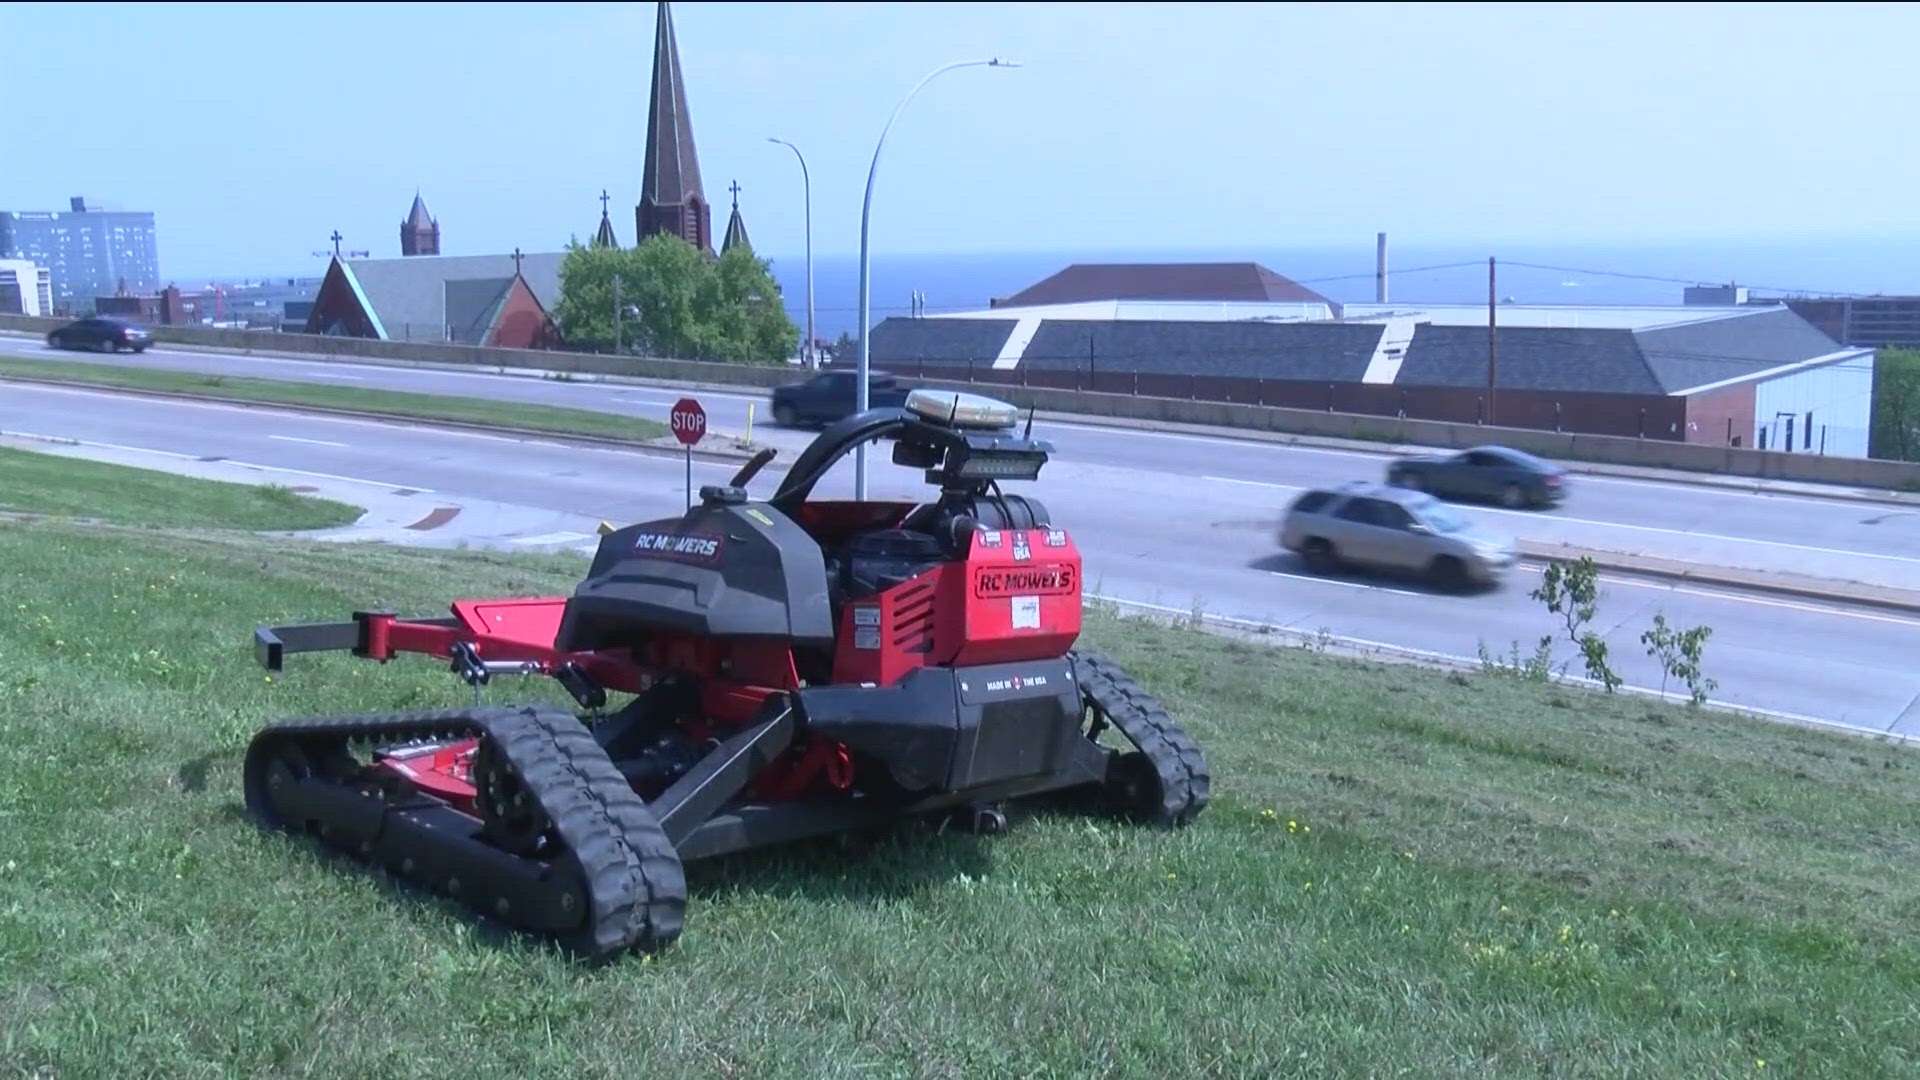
[1386,444,1567,508]
[1280,481,1517,592]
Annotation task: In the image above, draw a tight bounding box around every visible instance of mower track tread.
[243,705,685,959]
[1069,648,1211,827]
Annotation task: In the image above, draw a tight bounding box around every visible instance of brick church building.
[305,1,743,349]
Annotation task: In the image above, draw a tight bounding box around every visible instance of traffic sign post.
[671,397,707,508]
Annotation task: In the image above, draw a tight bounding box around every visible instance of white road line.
[1266,569,1422,596]
[1087,591,1912,742]
[511,531,596,545]
[1204,474,1302,490]
[301,372,365,381]
[220,459,433,492]
[0,428,201,460]
[268,435,349,448]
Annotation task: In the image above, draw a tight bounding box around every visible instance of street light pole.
[767,137,815,370]
[854,57,1019,498]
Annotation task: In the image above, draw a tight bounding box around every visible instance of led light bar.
[905,388,1020,430]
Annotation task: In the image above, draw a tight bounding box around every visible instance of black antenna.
[1022,405,1035,439]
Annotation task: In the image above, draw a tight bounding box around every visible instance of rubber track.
[1068,649,1212,827]
[244,705,686,959]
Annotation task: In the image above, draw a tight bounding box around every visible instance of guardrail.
[4,312,1916,492]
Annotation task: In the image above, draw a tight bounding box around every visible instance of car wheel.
[1429,556,1471,593]
[773,403,797,427]
[45,333,61,349]
[97,337,117,354]
[1500,483,1525,508]
[1301,538,1339,574]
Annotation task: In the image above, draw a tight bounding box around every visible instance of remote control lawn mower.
[243,389,1210,960]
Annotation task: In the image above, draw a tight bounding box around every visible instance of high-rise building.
[0,198,159,312]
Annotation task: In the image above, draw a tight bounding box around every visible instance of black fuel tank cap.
[700,484,748,505]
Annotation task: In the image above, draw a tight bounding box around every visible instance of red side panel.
[451,597,570,652]
[831,567,943,686]
[942,528,1081,666]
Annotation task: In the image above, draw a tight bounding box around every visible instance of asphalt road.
[5,381,1917,736]
[6,334,1918,590]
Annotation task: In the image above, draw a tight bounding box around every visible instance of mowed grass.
[1,522,1918,1077]
[0,444,361,530]
[0,353,671,443]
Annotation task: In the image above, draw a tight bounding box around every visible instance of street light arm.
[853,58,1016,498]
[768,137,816,368]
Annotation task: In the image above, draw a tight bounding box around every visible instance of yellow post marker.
[746,402,755,445]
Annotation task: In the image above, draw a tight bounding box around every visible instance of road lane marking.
[0,428,202,460]
[1204,475,1302,490]
[268,435,349,448]
[1087,591,1913,742]
[511,531,596,545]
[1266,569,1422,596]
[219,459,433,491]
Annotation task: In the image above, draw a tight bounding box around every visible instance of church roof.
[333,252,563,342]
[641,2,703,208]
[721,182,750,254]
[594,212,619,249]
[403,192,436,231]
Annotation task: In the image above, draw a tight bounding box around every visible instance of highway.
[4,380,1917,736]
[6,333,1919,590]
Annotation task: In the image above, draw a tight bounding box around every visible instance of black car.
[769,368,914,427]
[47,316,151,354]
[1386,444,1567,508]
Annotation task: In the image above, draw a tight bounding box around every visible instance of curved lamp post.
[855,57,1020,498]
[766,137,815,369]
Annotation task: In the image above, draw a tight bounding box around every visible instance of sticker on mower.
[1043,530,1068,547]
[974,565,1075,598]
[853,606,880,627]
[630,532,724,563]
[1011,596,1041,630]
[979,531,1002,547]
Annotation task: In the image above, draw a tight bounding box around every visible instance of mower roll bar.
[769,406,918,512]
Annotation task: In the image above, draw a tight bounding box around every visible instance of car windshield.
[1413,500,1472,533]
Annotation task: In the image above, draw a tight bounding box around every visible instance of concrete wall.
[4,311,1917,491]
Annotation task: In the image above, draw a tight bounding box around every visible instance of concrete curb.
[0,373,762,466]
[1518,540,1920,616]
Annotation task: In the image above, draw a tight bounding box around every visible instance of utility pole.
[613,274,622,354]
[1376,232,1388,303]
[1487,256,1498,426]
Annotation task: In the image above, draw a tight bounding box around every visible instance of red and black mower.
[242,389,1210,959]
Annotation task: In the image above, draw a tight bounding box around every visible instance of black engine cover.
[555,501,834,652]
[796,658,1083,794]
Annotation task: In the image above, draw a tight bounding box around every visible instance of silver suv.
[1279,481,1516,591]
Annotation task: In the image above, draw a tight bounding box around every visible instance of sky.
[7,1,1920,283]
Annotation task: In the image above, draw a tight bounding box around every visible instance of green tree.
[1870,348,1920,461]
[554,234,796,364]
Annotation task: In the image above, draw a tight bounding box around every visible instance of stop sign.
[670,397,706,446]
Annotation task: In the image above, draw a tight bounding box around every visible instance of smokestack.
[1375,232,1388,303]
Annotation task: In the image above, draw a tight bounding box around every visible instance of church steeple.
[593,189,619,249]
[721,180,750,255]
[636,1,710,254]
[400,191,439,256]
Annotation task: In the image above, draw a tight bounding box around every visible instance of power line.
[1498,260,1880,300]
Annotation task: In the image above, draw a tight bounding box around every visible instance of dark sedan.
[769,368,914,427]
[1385,444,1567,508]
[47,316,151,353]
